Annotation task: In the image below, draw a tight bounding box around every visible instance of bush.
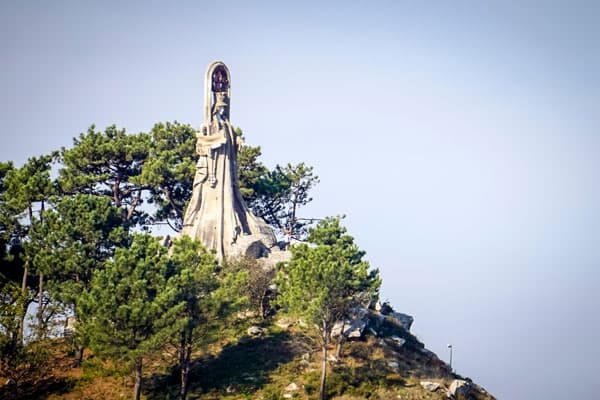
[0,340,51,398]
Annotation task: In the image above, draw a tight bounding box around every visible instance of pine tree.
[2,154,57,341]
[58,125,151,227]
[77,233,184,400]
[139,122,197,231]
[166,236,220,400]
[276,217,380,400]
[28,194,128,364]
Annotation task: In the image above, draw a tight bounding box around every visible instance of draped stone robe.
[181,62,276,260]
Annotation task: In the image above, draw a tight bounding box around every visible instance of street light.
[447,344,453,372]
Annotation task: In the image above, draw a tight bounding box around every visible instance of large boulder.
[346,319,367,339]
[375,301,414,331]
[331,308,370,339]
[448,379,471,399]
[331,320,347,337]
[388,311,414,331]
[231,236,271,259]
[261,246,292,268]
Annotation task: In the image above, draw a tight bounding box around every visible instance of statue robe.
[181,117,275,260]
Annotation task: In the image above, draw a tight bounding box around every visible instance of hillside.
[1,305,495,400]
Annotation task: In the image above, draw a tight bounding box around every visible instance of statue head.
[212,66,229,92]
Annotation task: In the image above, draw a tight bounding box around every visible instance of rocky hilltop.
[2,299,495,400]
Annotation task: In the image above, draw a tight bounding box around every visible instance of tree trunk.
[133,358,142,400]
[18,261,29,343]
[320,341,327,400]
[180,330,192,400]
[73,345,84,368]
[37,272,44,338]
[260,288,268,319]
[37,200,45,338]
[335,320,346,359]
[290,192,298,236]
[127,189,142,220]
[320,325,329,400]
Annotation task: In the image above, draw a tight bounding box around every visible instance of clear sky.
[2,1,599,398]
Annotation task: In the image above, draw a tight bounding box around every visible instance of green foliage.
[276,216,380,400]
[1,154,58,341]
[244,161,319,237]
[224,257,275,319]
[168,236,220,334]
[79,357,124,382]
[58,125,151,226]
[0,280,24,357]
[2,154,57,238]
[55,123,319,236]
[0,339,50,389]
[77,234,183,367]
[237,142,269,200]
[0,161,16,240]
[277,217,380,335]
[28,194,129,307]
[76,234,227,399]
[236,130,319,237]
[0,121,323,395]
[140,122,197,231]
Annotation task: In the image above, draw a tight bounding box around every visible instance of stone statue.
[181,61,276,260]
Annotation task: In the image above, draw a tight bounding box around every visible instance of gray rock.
[247,326,264,336]
[372,313,386,328]
[387,361,399,370]
[378,301,394,315]
[276,318,294,329]
[389,311,414,331]
[421,381,440,392]
[285,382,299,391]
[448,380,470,398]
[331,320,347,337]
[236,310,257,319]
[262,248,292,268]
[390,336,406,347]
[420,381,440,391]
[347,319,367,339]
[332,315,368,339]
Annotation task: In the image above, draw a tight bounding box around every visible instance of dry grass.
[2,318,494,400]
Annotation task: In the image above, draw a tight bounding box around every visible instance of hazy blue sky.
[2,1,599,398]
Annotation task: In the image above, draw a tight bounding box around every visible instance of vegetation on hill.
[0,123,494,399]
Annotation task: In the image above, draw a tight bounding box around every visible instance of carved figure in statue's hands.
[213,92,229,129]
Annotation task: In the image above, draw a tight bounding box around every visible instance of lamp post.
[447,344,453,372]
